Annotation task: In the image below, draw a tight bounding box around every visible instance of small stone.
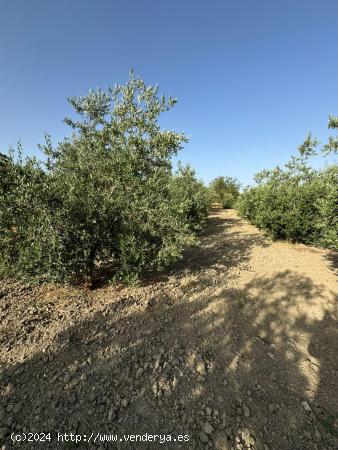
[121,398,129,408]
[196,359,207,376]
[203,421,214,434]
[199,431,209,443]
[152,382,158,395]
[303,430,311,439]
[154,356,161,370]
[5,416,13,427]
[243,405,250,418]
[0,427,8,440]
[108,407,118,422]
[213,431,229,447]
[267,352,275,360]
[333,417,338,431]
[301,401,312,413]
[271,373,277,382]
[268,403,275,413]
[64,374,71,383]
[314,429,321,440]
[235,396,242,405]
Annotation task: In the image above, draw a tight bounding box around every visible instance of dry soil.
[0,208,337,450]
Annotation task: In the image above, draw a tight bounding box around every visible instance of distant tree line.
[208,176,241,208]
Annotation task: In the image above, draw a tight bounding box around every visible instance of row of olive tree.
[237,114,338,249]
[208,176,241,208]
[0,72,209,287]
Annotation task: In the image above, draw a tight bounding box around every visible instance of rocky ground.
[0,208,337,450]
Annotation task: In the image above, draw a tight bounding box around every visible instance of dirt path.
[0,209,337,450]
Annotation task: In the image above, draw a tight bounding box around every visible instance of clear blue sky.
[1,0,337,185]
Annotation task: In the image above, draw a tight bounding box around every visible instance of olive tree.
[209,176,241,208]
[0,72,207,286]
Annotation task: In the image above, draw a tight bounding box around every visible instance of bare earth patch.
[0,208,337,449]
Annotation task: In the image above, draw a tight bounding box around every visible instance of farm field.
[1,208,337,449]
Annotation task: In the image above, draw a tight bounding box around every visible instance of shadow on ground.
[1,210,337,450]
[324,249,338,277]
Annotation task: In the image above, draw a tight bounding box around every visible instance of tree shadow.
[1,212,337,450]
[143,208,269,285]
[324,249,338,277]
